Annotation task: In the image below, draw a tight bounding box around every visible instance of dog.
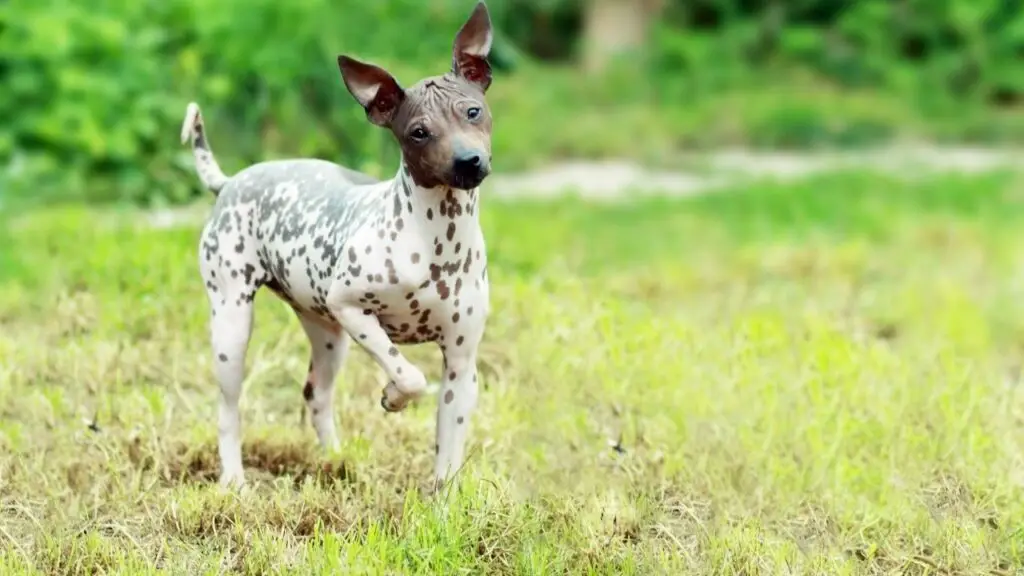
[180,1,495,489]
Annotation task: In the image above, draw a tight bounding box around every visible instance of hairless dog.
[181,2,495,489]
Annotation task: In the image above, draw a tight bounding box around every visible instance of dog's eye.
[466,107,482,121]
[409,127,430,141]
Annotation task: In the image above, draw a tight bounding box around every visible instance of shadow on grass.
[156,438,353,489]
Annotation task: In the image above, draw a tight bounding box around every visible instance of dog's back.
[199,157,390,319]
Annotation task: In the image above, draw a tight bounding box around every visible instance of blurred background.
[2,0,1023,207]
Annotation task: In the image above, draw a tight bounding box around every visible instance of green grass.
[3,171,1024,574]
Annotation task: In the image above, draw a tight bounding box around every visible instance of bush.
[651,0,1024,107]
[0,0,486,206]
[1,0,1023,207]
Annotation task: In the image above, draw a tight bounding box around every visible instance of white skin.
[201,165,490,488]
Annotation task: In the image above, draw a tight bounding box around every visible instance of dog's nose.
[453,153,482,174]
[450,150,490,188]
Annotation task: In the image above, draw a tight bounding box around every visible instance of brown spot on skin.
[388,346,399,357]
[313,408,320,416]
[218,353,228,362]
[410,299,420,310]
[444,389,454,404]
[456,336,464,346]
[435,443,440,454]
[375,274,384,283]
[411,253,420,264]
[441,260,462,277]
[359,334,367,339]
[467,306,474,315]
[449,371,457,381]
[435,243,443,256]
[452,312,460,323]
[326,342,334,350]
[405,292,414,299]
[427,208,433,220]
[303,381,314,401]
[365,245,372,254]
[419,280,431,289]
[457,416,464,424]
[348,247,357,263]
[436,281,451,300]
[430,264,442,281]
[446,222,456,241]
[455,242,462,254]
[396,218,404,231]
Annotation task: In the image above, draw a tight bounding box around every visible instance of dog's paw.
[381,369,428,412]
[218,469,246,490]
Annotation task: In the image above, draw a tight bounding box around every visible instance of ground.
[2,170,1024,574]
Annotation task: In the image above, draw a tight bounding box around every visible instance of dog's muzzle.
[449,151,490,190]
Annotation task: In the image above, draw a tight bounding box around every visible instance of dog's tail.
[180,102,229,195]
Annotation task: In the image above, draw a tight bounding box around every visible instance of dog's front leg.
[433,348,480,488]
[333,305,427,411]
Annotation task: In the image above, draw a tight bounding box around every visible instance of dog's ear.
[451,1,493,92]
[337,56,405,127]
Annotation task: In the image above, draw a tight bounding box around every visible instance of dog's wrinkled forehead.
[394,74,485,125]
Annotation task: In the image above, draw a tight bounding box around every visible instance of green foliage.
[2,0,1023,207]
[653,0,1024,107]
[0,0,480,206]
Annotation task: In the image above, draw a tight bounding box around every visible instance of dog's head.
[338,1,494,191]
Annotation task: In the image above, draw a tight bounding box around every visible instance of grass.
[3,171,1024,573]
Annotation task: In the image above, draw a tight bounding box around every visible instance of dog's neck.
[383,161,482,249]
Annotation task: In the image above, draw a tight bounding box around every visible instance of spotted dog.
[182,2,495,489]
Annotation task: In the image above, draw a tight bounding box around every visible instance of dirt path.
[485,145,1023,200]
[145,145,1022,228]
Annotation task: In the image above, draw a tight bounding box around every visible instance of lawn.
[2,171,1024,574]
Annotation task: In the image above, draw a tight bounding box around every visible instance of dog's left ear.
[452,1,493,92]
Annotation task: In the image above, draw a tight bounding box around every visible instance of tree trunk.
[581,0,665,74]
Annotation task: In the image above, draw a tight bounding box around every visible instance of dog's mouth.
[448,171,489,191]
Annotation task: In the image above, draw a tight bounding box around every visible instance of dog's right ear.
[337,55,405,127]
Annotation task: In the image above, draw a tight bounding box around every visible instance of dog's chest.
[332,186,488,344]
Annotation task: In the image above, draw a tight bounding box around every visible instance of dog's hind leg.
[206,289,256,488]
[297,315,349,451]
